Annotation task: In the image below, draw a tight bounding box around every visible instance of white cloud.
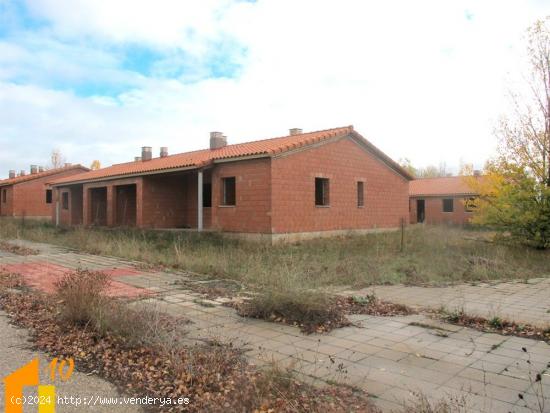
[1,0,550,176]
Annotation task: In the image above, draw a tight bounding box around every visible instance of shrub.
[234,288,349,333]
[54,269,109,326]
[54,269,187,347]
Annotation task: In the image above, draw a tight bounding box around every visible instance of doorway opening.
[416,199,425,223]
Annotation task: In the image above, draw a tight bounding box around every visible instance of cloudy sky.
[0,0,549,177]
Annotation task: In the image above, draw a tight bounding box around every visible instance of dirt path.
[1,239,550,413]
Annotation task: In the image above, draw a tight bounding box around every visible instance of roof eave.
[51,164,200,187]
[410,192,478,197]
[349,130,414,181]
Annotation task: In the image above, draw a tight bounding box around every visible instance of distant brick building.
[0,165,89,219]
[409,176,480,225]
[50,126,412,241]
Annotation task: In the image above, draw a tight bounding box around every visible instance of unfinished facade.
[409,176,480,225]
[51,126,412,241]
[0,165,89,219]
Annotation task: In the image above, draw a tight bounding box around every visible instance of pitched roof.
[409,176,481,197]
[0,165,90,187]
[51,126,413,185]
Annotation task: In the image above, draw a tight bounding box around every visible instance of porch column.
[83,186,89,226]
[106,186,115,227]
[197,171,203,231]
[55,188,60,226]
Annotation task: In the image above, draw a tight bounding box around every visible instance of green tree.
[470,17,550,249]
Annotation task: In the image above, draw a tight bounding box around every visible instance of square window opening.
[443,198,454,213]
[315,177,330,206]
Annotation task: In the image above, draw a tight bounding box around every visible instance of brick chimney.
[8,170,15,179]
[38,166,44,173]
[20,170,25,176]
[160,147,168,158]
[141,146,152,161]
[289,128,303,136]
[30,165,38,174]
[210,132,227,150]
[134,156,142,162]
[473,170,481,177]
[64,163,72,168]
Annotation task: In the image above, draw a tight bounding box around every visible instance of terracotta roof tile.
[0,165,89,187]
[409,176,482,197]
[52,126,412,185]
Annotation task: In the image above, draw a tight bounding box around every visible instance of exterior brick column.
[106,185,115,227]
[82,187,90,226]
[135,180,143,227]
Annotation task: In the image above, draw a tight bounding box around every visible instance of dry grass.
[0,270,379,412]
[54,269,188,347]
[399,393,470,413]
[1,219,549,291]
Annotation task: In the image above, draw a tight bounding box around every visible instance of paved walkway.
[1,239,549,413]
[345,279,550,328]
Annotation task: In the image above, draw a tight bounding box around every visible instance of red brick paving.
[0,262,152,298]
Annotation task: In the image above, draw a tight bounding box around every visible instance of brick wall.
[48,139,409,236]
[81,178,142,227]
[141,173,188,228]
[0,186,14,216]
[409,196,474,225]
[4,168,87,219]
[270,136,409,234]
[115,184,136,226]
[210,158,272,233]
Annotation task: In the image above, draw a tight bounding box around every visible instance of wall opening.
[416,199,425,223]
[62,192,69,210]
[442,198,454,213]
[89,187,107,226]
[115,184,137,226]
[221,177,236,206]
[70,186,83,225]
[357,181,364,207]
[315,177,330,206]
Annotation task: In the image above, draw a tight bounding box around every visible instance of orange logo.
[3,358,74,413]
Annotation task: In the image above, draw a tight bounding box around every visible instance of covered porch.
[55,169,212,230]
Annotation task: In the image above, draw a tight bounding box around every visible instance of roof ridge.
[221,125,353,149]
[110,126,354,167]
[52,125,383,186]
[0,164,89,185]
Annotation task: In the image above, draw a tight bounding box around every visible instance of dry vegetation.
[0,270,378,413]
[0,240,39,255]
[439,308,550,343]
[230,292,414,334]
[0,219,549,291]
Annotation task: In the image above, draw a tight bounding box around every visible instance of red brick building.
[0,165,89,219]
[51,126,412,241]
[409,176,480,225]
